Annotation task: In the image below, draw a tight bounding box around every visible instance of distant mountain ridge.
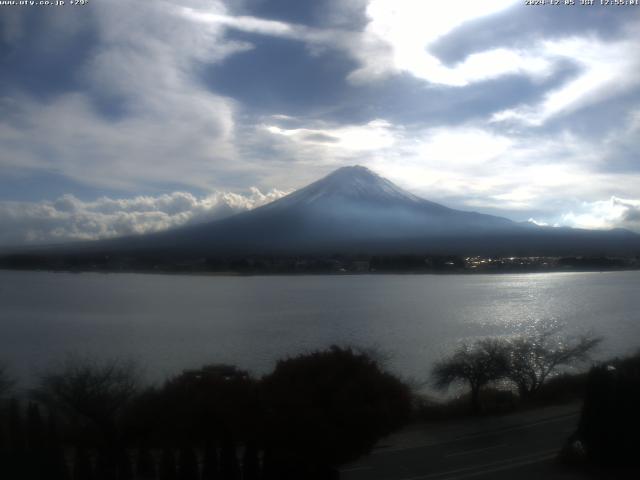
[7,166,640,258]
[83,165,638,257]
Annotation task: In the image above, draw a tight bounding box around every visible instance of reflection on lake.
[1,270,639,385]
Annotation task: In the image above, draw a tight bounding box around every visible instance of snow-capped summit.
[69,165,640,256]
[265,165,424,209]
[301,165,421,203]
[136,165,527,254]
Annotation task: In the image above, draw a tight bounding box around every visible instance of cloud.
[345,0,559,86]
[527,218,550,227]
[180,7,298,37]
[180,1,551,89]
[192,0,549,88]
[178,4,351,53]
[0,0,639,243]
[492,31,640,125]
[0,0,255,191]
[0,188,286,247]
[264,119,397,152]
[560,197,640,232]
[260,115,640,223]
[179,1,639,128]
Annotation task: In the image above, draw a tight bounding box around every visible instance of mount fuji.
[87,165,638,257]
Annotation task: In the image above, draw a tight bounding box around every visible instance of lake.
[1,270,639,388]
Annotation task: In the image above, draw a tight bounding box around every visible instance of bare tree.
[0,364,14,398]
[503,330,601,399]
[432,339,508,413]
[33,355,141,441]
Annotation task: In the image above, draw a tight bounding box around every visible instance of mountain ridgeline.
[98,165,638,257]
[5,166,640,263]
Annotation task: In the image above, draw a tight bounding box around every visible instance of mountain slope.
[92,165,638,257]
[5,166,636,259]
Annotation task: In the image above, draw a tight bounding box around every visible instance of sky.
[0,0,639,246]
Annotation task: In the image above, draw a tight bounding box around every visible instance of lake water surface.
[1,270,639,386]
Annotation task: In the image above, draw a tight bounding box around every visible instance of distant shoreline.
[2,265,639,277]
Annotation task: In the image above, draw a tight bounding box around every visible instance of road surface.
[341,404,586,480]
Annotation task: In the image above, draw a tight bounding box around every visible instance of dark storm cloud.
[203,30,358,118]
[237,0,334,27]
[0,9,96,98]
[301,133,340,143]
[624,207,640,222]
[238,0,369,29]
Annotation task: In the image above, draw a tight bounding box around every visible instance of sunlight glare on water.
[0,270,638,386]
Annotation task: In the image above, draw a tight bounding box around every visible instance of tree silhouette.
[95,448,117,480]
[43,412,70,480]
[220,431,240,480]
[262,346,412,469]
[33,356,140,445]
[136,445,156,480]
[433,331,601,410]
[27,402,46,452]
[577,352,640,467]
[7,399,25,478]
[159,448,177,480]
[242,440,260,480]
[432,338,508,413]
[26,402,47,479]
[178,445,199,480]
[0,428,6,478]
[140,364,258,445]
[503,330,601,399]
[0,364,13,399]
[117,449,134,480]
[201,441,219,480]
[73,445,94,480]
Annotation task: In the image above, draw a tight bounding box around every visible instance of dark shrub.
[261,345,412,469]
[159,448,177,480]
[33,356,140,447]
[201,442,219,480]
[177,445,198,480]
[136,445,156,480]
[73,446,94,480]
[578,352,640,467]
[129,365,258,445]
[220,431,240,480]
[0,365,13,399]
[242,440,260,480]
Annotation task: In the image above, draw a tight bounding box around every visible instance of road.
[341,404,587,480]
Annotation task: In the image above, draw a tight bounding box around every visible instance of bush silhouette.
[201,441,219,480]
[219,431,240,480]
[117,449,134,480]
[577,352,640,467]
[242,439,260,480]
[261,345,412,469]
[177,445,199,480]
[33,356,140,447]
[45,413,70,480]
[135,445,156,480]
[0,364,13,399]
[131,364,258,445]
[73,445,94,480]
[159,448,177,480]
[1,350,416,477]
